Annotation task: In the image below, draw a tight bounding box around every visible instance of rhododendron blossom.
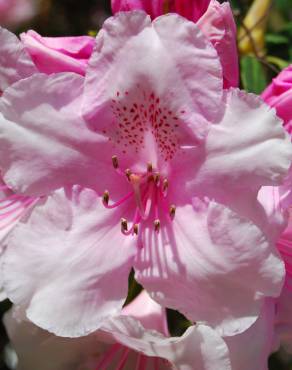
[0,12,291,339]
[0,0,36,29]
[20,30,95,75]
[0,26,95,243]
[112,0,239,88]
[111,0,210,22]
[4,292,231,370]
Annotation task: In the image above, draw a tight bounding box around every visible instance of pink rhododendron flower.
[20,30,95,76]
[111,0,210,22]
[0,12,291,338]
[262,65,292,132]
[0,27,95,302]
[0,26,95,239]
[112,0,239,87]
[197,0,239,88]
[0,0,36,29]
[4,292,231,370]
[0,27,94,93]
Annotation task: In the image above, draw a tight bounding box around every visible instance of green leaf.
[240,56,267,94]
[266,56,290,70]
[266,33,289,44]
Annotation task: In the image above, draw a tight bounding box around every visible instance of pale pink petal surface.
[83,11,223,136]
[20,30,95,75]
[101,293,231,370]
[2,186,136,337]
[0,27,36,92]
[0,73,122,196]
[224,300,275,370]
[190,89,292,194]
[4,306,104,370]
[0,0,36,28]
[134,200,284,336]
[197,0,239,88]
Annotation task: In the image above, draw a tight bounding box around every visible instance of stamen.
[169,205,176,220]
[103,191,134,210]
[102,190,110,206]
[0,198,35,219]
[112,155,119,169]
[0,198,20,210]
[125,169,132,181]
[130,174,153,220]
[154,174,160,186]
[0,194,26,203]
[154,219,161,233]
[140,183,154,220]
[147,174,154,183]
[133,224,139,235]
[0,198,38,230]
[162,179,169,196]
[147,162,153,173]
[121,218,128,232]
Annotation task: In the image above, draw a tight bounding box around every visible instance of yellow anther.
[154,219,161,232]
[162,179,169,193]
[154,174,160,186]
[147,162,153,173]
[163,0,170,14]
[169,205,176,220]
[125,169,132,181]
[103,190,110,205]
[121,218,128,232]
[133,224,139,235]
[112,155,119,169]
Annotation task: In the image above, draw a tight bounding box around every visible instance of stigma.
[101,155,176,237]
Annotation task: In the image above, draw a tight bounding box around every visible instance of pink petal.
[121,291,169,335]
[134,200,284,336]
[0,27,36,91]
[20,30,95,76]
[2,186,136,337]
[191,89,292,196]
[111,0,210,22]
[171,0,210,23]
[4,306,106,370]
[102,315,231,370]
[83,12,223,141]
[261,65,292,127]
[0,0,36,28]
[111,0,164,19]
[224,300,275,370]
[0,73,123,197]
[197,0,239,88]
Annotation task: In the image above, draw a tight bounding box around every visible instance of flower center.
[105,89,185,162]
[102,156,176,237]
[95,343,171,370]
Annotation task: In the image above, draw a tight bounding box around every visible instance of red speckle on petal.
[108,89,185,161]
